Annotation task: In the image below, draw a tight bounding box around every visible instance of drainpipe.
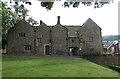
[57,16,60,24]
[34,27,37,54]
[50,29,52,55]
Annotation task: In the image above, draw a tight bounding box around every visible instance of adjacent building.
[103,40,120,53]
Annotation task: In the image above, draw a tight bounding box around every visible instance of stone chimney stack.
[40,20,42,25]
[57,16,60,24]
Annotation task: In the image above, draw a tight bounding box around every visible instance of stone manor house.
[7,16,103,55]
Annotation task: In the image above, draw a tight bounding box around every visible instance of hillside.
[102,35,120,41]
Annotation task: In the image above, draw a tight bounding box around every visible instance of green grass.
[0,55,2,77]
[2,55,119,77]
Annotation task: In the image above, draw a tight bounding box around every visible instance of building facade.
[6,16,103,55]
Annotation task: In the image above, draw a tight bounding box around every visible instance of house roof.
[82,18,102,30]
[103,41,113,48]
[8,19,33,32]
[103,40,120,49]
[48,25,82,37]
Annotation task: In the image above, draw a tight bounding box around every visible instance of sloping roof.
[103,41,113,49]
[48,25,82,37]
[82,18,102,30]
[8,19,33,32]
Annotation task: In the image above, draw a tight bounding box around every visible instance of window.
[24,45,31,50]
[18,33,26,37]
[89,36,94,42]
[49,39,51,42]
[72,40,74,43]
[68,32,70,34]
[37,38,41,43]
[90,48,95,51]
[83,41,85,43]
[42,35,44,37]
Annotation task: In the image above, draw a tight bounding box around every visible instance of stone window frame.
[42,35,44,37]
[90,48,95,51]
[18,32,26,37]
[24,45,31,51]
[88,34,94,42]
[37,38,41,43]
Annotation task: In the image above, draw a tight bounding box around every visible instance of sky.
[10,0,119,36]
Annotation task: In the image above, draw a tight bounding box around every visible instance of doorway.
[44,45,50,55]
[69,47,76,56]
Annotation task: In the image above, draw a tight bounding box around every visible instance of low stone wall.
[82,55,119,65]
[81,55,120,72]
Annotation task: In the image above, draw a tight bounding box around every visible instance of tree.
[14,2,29,19]
[10,0,114,10]
[62,0,113,8]
[0,2,2,37]
[1,1,29,49]
[26,17,39,26]
[41,2,54,11]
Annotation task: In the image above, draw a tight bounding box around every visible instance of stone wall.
[35,22,51,55]
[6,20,35,55]
[6,17,103,55]
[52,24,68,55]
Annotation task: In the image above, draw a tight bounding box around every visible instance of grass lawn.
[2,55,119,77]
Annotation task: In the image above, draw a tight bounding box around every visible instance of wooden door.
[45,45,49,55]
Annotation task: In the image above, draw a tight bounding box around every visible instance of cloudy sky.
[10,0,119,36]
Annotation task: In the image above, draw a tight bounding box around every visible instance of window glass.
[19,33,26,37]
[24,45,31,50]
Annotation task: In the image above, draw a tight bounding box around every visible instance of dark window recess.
[66,38,68,40]
[89,36,94,42]
[42,35,43,37]
[49,39,51,42]
[50,30,52,32]
[37,38,41,43]
[24,45,31,50]
[34,30,36,32]
[90,48,95,51]
[72,40,74,43]
[19,33,26,37]
[83,41,85,43]
[79,39,82,43]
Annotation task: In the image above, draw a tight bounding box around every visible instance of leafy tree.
[14,2,29,19]
[62,1,113,8]
[11,0,114,10]
[1,1,29,49]
[41,2,54,11]
[26,17,39,26]
[2,2,19,48]
[0,2,2,37]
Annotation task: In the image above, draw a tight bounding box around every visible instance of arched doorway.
[44,45,50,55]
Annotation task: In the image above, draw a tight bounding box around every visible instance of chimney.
[40,20,42,25]
[57,16,60,24]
